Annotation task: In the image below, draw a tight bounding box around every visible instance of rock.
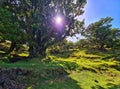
[0,68,27,89]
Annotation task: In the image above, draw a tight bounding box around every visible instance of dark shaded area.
[92,81,120,89]
[0,65,82,89]
[86,49,120,61]
[0,68,28,89]
[85,49,108,57]
[91,85,104,89]
[107,83,120,89]
[32,67,82,89]
[0,53,29,63]
[103,53,120,61]
[9,55,29,63]
[85,49,120,71]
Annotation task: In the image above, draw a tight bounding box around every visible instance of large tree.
[2,0,86,57]
[30,0,86,57]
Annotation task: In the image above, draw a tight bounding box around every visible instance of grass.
[0,49,120,89]
[69,70,120,89]
[0,58,59,69]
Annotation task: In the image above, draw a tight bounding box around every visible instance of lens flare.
[55,16,62,24]
[52,15,65,31]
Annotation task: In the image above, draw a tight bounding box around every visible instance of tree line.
[50,17,120,53]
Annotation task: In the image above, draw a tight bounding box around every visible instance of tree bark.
[29,46,36,57]
[29,46,46,57]
[40,47,46,57]
[6,41,16,54]
[99,43,105,51]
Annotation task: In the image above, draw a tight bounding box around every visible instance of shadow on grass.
[91,83,120,89]
[107,83,120,89]
[51,50,78,59]
[91,85,104,89]
[85,48,109,57]
[33,76,82,89]
[24,61,82,89]
[0,58,82,89]
[85,48,120,60]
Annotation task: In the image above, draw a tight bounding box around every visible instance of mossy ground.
[0,49,120,89]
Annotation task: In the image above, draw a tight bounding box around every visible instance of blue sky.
[67,0,120,42]
[83,0,120,28]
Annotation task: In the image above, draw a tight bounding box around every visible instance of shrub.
[62,61,79,70]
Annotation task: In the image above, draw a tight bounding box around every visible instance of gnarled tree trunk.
[6,41,16,54]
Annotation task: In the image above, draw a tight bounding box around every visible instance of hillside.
[0,49,120,89]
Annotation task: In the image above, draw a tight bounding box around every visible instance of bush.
[62,61,79,70]
[1,56,10,63]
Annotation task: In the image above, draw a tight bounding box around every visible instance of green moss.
[0,49,120,89]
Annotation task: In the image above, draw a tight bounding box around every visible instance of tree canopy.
[0,0,86,57]
[84,17,120,51]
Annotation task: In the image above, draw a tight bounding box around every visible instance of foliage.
[84,17,120,51]
[1,0,86,57]
[106,28,120,49]
[0,8,21,41]
[75,39,90,49]
[49,39,76,55]
[0,7,26,54]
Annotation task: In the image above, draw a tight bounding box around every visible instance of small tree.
[106,28,120,50]
[84,17,114,51]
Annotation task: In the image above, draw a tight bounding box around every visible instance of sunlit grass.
[48,49,120,88]
[18,53,29,57]
[0,49,120,89]
[0,50,5,53]
[69,70,120,89]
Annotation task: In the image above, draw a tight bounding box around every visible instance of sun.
[55,16,62,24]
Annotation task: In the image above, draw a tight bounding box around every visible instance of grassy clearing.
[0,49,120,89]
